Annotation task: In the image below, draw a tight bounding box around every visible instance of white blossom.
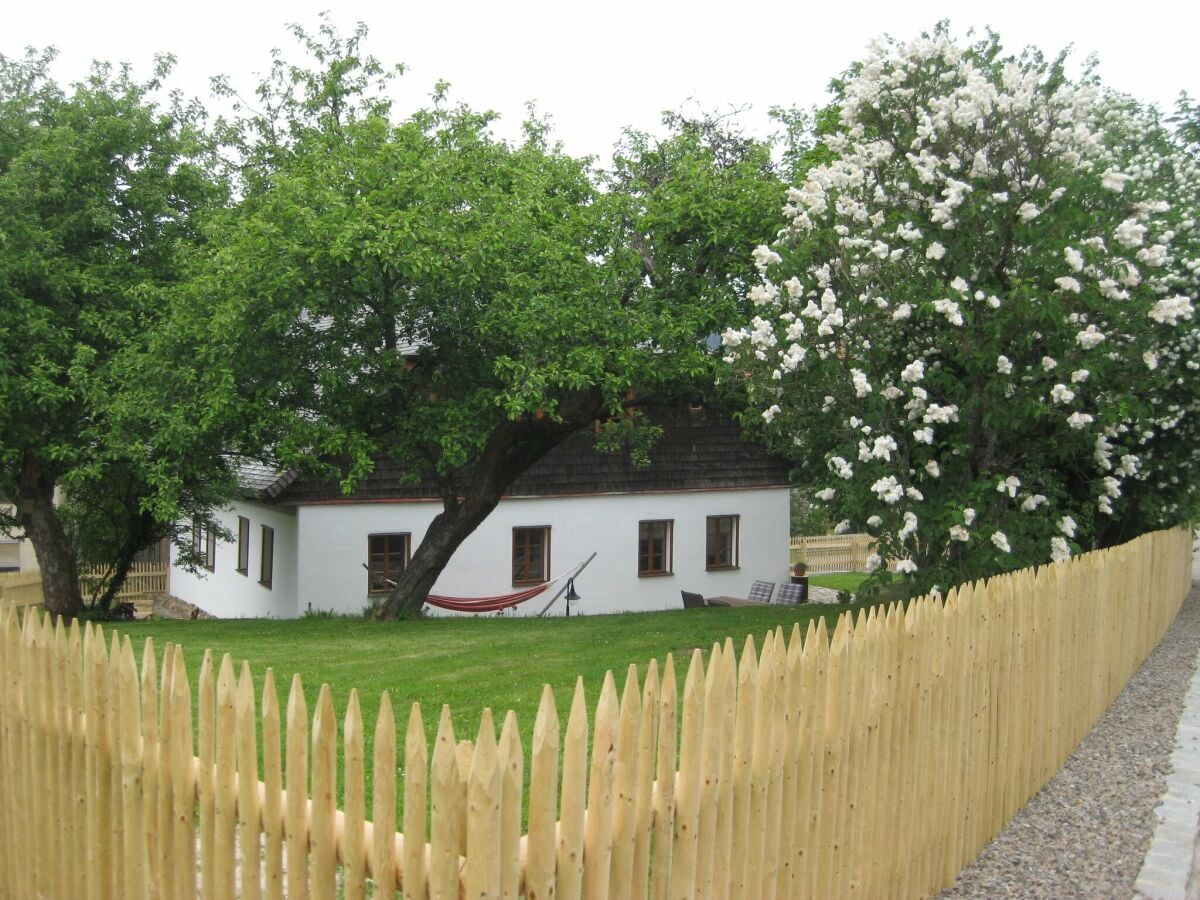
[1021,494,1048,512]
[1148,295,1194,326]
[932,298,964,326]
[913,427,934,444]
[834,519,852,534]
[900,359,925,383]
[1064,247,1084,271]
[925,459,940,477]
[1050,384,1075,404]
[1067,411,1095,429]
[1042,356,1058,372]
[815,487,837,501]
[963,508,977,525]
[1115,218,1146,248]
[1018,202,1041,221]
[925,241,946,260]
[1050,536,1072,562]
[991,531,1012,553]
[867,515,883,528]
[1100,169,1130,193]
[996,355,1013,374]
[871,475,905,504]
[949,524,970,541]
[1071,369,1090,383]
[1058,515,1077,537]
[996,475,1021,498]
[1055,276,1082,293]
[894,558,918,574]
[829,456,854,479]
[865,553,884,573]
[1076,325,1106,349]
[898,511,919,541]
[851,369,873,397]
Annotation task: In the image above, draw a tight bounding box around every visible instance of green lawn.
[807,572,875,593]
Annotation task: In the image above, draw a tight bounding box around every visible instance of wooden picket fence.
[80,561,168,615]
[0,527,1191,899]
[0,562,167,616]
[790,533,881,573]
[0,571,43,609]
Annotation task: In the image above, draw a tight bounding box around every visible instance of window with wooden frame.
[638,519,674,576]
[236,516,250,575]
[512,526,550,585]
[368,533,410,593]
[193,517,216,572]
[259,525,274,588]
[706,515,740,570]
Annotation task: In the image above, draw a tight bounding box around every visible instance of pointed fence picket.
[0,527,1191,898]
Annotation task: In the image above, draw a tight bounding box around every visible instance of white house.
[169,406,792,617]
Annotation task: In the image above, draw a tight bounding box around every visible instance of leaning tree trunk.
[376,393,604,620]
[16,461,82,621]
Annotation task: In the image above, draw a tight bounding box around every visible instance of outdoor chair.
[776,582,807,605]
[681,590,729,609]
[748,580,776,603]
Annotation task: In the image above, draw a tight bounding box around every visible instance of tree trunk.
[376,393,604,620]
[17,461,82,621]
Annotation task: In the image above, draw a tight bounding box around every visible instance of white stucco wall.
[169,500,297,618]
[295,487,791,617]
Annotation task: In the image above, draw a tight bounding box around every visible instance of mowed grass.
[807,572,877,593]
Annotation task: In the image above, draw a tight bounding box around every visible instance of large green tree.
[174,22,784,618]
[0,49,226,618]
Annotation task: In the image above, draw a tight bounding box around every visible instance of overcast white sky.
[6,1,1198,165]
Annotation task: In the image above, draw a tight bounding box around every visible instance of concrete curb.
[1136,583,1200,900]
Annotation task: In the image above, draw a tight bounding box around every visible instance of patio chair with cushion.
[776,582,807,604]
[748,580,776,603]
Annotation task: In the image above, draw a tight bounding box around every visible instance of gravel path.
[939,583,1200,898]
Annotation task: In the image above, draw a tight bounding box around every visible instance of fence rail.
[0,528,1191,898]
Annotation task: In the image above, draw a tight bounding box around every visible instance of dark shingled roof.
[277,405,791,504]
[236,462,300,500]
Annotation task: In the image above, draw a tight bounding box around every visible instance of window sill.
[706,565,740,572]
[638,571,674,578]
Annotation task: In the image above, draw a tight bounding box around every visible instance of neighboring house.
[169,405,792,618]
[0,502,41,573]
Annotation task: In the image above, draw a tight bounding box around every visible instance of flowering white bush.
[724,26,1200,595]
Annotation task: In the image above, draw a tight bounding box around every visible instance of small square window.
[638,520,673,576]
[512,526,550,585]
[706,515,740,570]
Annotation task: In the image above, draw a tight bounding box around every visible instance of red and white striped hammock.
[423,553,595,615]
[424,583,550,613]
